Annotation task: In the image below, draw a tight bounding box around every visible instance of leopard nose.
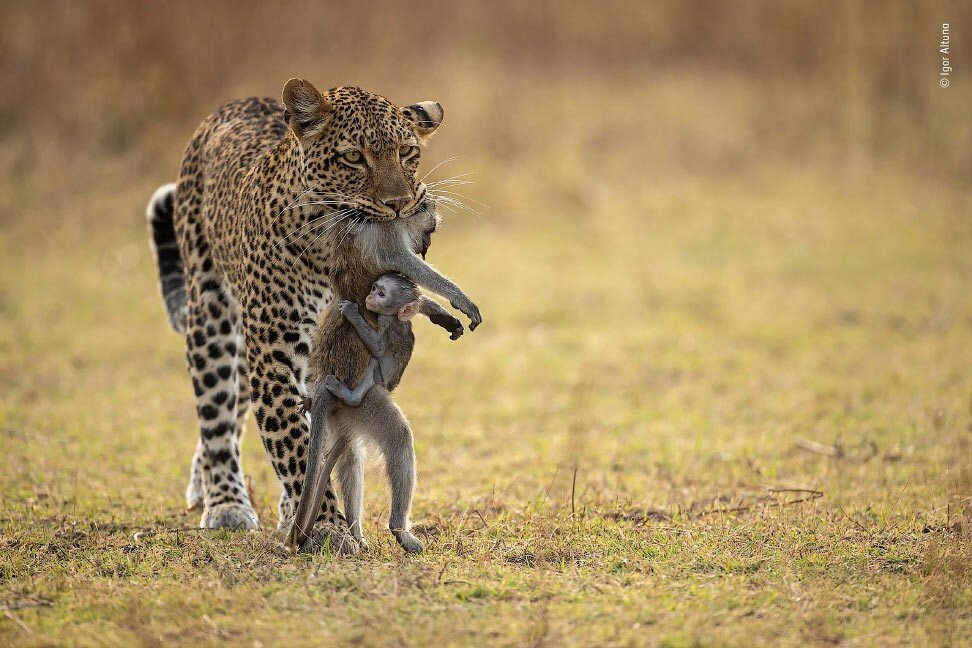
[383,196,410,214]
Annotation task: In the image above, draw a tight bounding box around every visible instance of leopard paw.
[185,472,204,511]
[200,502,259,530]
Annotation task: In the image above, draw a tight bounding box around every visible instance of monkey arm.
[419,296,464,340]
[379,251,482,330]
[340,301,387,357]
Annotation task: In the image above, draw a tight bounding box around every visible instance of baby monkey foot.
[323,374,344,394]
[323,374,364,407]
[392,529,424,554]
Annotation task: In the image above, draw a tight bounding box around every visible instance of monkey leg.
[352,386,423,553]
[291,435,347,550]
[289,384,348,551]
[335,436,367,548]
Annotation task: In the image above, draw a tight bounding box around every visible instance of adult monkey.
[147,80,480,553]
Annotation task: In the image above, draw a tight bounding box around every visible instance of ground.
[0,73,970,646]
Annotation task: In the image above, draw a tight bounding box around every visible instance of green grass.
[0,146,970,645]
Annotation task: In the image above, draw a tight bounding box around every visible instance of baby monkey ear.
[282,78,333,139]
[397,300,422,322]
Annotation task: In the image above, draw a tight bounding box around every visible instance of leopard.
[146,78,478,553]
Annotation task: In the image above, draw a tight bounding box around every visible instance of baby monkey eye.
[341,150,363,165]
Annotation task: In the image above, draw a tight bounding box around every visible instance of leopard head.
[282,78,443,222]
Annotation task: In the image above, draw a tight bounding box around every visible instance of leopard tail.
[146,182,187,333]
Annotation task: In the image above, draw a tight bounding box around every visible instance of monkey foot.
[392,529,423,554]
[297,522,362,556]
[323,375,343,392]
[358,536,371,552]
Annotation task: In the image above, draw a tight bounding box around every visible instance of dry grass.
[1,2,971,645]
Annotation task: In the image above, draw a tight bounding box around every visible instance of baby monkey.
[298,272,461,552]
[322,273,461,407]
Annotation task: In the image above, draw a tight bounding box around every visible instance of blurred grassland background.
[1,1,970,646]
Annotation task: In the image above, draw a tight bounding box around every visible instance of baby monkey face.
[364,274,421,320]
[365,278,399,315]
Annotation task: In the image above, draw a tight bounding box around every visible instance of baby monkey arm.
[339,300,386,357]
[419,296,464,340]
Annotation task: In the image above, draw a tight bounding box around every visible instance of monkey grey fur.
[289,203,479,553]
[323,273,460,407]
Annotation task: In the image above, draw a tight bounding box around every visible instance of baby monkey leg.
[323,358,379,407]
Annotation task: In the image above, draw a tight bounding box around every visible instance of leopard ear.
[282,78,332,139]
[402,101,444,140]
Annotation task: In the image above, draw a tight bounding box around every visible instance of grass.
[1,68,970,645]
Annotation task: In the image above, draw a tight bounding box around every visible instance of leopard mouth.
[342,188,429,221]
[322,202,390,223]
[396,187,433,219]
[406,198,431,219]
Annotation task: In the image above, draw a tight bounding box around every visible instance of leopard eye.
[399,145,418,160]
[341,150,363,165]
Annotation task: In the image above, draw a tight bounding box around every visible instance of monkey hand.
[427,310,464,340]
[338,300,358,317]
[451,296,482,331]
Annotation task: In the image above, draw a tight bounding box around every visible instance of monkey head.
[365,273,421,321]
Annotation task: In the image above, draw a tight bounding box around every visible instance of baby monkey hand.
[338,300,359,317]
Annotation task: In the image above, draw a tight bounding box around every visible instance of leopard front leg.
[184,283,258,530]
[243,313,359,555]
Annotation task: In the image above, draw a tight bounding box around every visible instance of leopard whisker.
[425,172,475,187]
[276,196,363,235]
[276,200,352,219]
[274,190,351,218]
[426,191,483,217]
[420,155,464,181]
[428,196,484,221]
[290,213,354,268]
[281,207,357,248]
[336,216,358,249]
[276,188,323,215]
[277,208,356,247]
[425,180,475,190]
[428,188,488,209]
